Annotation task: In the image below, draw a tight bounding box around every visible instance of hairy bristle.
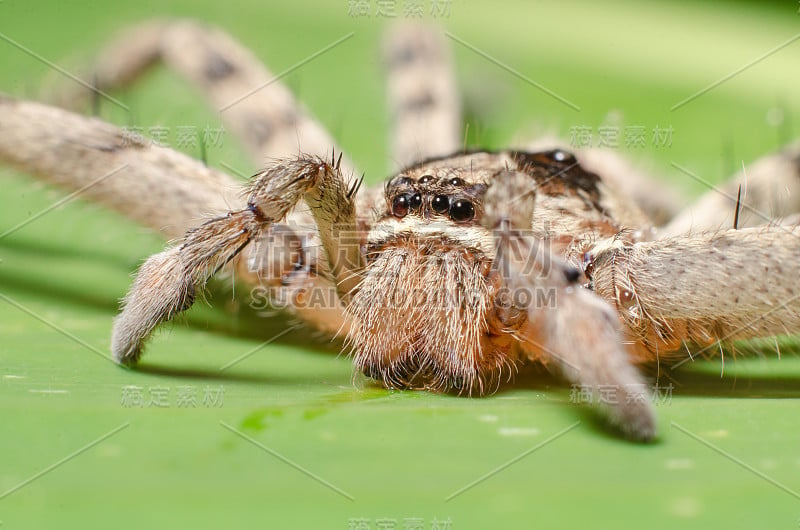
[347,238,517,394]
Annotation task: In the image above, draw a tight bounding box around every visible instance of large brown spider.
[1,20,799,442]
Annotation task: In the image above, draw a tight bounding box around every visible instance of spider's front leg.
[112,154,363,364]
[590,226,800,361]
[483,171,657,441]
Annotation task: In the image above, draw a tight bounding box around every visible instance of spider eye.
[564,266,581,283]
[448,177,465,187]
[408,193,422,210]
[552,149,576,163]
[419,174,435,184]
[431,194,450,214]
[392,195,411,218]
[616,287,635,308]
[449,199,475,222]
[392,176,414,187]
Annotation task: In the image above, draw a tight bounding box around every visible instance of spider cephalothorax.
[2,20,799,443]
[350,149,620,394]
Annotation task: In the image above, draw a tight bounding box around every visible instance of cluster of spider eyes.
[391,175,476,223]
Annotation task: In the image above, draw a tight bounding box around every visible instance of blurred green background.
[1,1,799,528]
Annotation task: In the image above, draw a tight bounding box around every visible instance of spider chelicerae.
[1,20,799,442]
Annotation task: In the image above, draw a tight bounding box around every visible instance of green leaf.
[1,1,798,528]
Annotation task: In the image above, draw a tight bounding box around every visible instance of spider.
[1,20,799,442]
